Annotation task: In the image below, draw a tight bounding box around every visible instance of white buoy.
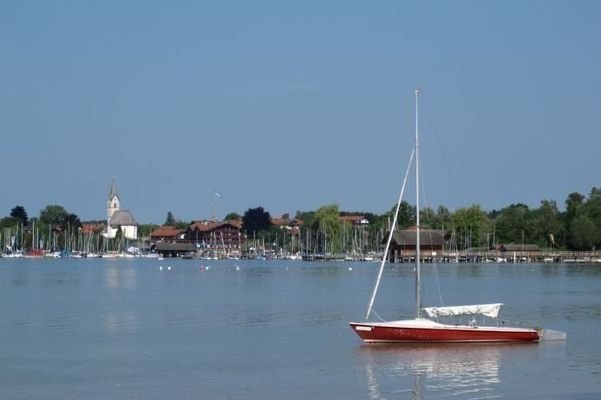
[349,267,353,271]
[235,265,240,271]
[159,266,163,271]
[167,266,171,271]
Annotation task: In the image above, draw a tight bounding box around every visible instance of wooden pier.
[391,250,601,264]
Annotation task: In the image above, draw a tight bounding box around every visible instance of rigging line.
[421,94,465,208]
[365,147,415,321]
[371,309,386,322]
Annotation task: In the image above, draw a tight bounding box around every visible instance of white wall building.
[103,179,138,240]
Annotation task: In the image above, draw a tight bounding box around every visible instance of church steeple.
[107,178,120,221]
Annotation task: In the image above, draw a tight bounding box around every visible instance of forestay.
[423,303,503,319]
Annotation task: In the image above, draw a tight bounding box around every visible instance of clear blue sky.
[1,1,600,224]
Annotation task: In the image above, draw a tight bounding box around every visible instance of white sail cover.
[423,303,503,319]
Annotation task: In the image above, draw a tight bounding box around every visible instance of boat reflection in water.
[355,342,539,399]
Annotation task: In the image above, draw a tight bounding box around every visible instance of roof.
[270,217,291,227]
[81,223,104,234]
[226,219,243,229]
[497,243,541,252]
[108,178,119,201]
[150,226,184,238]
[109,210,137,226]
[188,220,222,232]
[390,229,446,247]
[188,220,241,232]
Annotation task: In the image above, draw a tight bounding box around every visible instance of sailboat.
[349,89,540,343]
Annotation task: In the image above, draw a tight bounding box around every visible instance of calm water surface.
[0,259,599,399]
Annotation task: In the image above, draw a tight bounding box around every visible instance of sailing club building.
[151,220,244,257]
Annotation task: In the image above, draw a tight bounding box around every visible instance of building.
[150,226,185,243]
[340,215,370,226]
[387,226,446,262]
[103,179,138,240]
[495,243,542,260]
[185,220,243,250]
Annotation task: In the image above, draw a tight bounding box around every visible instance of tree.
[532,200,564,248]
[493,204,533,246]
[242,207,272,234]
[311,204,343,254]
[0,216,19,229]
[569,215,600,250]
[10,206,28,226]
[65,213,81,230]
[565,192,585,224]
[386,201,415,229]
[39,205,69,227]
[224,212,241,221]
[566,191,601,250]
[165,211,176,226]
[452,205,490,249]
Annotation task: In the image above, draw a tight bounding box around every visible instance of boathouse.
[495,243,542,261]
[387,226,446,262]
[153,242,197,258]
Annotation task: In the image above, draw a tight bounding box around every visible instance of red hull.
[350,320,540,343]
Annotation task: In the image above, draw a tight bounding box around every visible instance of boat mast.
[415,88,422,318]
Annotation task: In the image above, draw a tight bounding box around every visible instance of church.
[103,179,138,240]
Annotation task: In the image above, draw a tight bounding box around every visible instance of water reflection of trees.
[356,343,538,399]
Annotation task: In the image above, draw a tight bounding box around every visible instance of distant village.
[2,180,601,263]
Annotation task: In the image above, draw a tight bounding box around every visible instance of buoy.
[349,267,353,271]
[167,266,171,271]
[235,265,240,271]
[159,266,163,271]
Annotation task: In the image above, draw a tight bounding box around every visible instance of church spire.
[107,178,120,221]
[108,178,119,201]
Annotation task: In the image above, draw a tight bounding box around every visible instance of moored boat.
[350,90,541,344]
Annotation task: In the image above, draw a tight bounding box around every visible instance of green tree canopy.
[569,215,600,250]
[224,212,241,221]
[311,204,343,254]
[39,205,70,227]
[452,204,490,249]
[10,206,28,226]
[565,192,585,223]
[38,205,81,233]
[242,207,272,234]
[387,200,415,229]
[164,211,176,226]
[0,216,19,229]
[567,191,601,250]
[532,200,563,248]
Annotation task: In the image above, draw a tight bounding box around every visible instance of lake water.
[0,259,599,399]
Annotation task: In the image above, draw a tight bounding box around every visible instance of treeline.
[239,187,601,254]
[2,187,601,253]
